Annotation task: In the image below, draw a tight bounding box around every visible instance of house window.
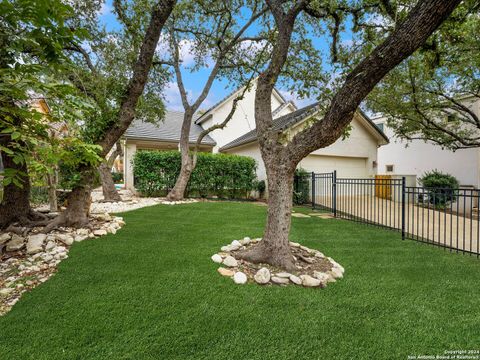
[386,164,394,173]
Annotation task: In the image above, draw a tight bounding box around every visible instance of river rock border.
[0,213,125,316]
[212,237,344,288]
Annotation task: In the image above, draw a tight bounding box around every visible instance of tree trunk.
[166,110,194,201]
[99,162,121,202]
[167,153,193,201]
[46,171,58,212]
[42,169,93,232]
[238,162,297,271]
[99,141,123,202]
[0,150,33,228]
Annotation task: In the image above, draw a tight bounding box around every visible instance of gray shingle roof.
[125,110,216,145]
[219,102,388,151]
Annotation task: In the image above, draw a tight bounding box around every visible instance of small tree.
[161,0,269,201]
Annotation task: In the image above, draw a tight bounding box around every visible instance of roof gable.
[195,79,296,125]
[219,103,388,151]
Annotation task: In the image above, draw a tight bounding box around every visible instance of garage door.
[298,155,368,178]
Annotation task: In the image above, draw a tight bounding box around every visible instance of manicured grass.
[1,201,479,359]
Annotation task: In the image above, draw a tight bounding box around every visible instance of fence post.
[311,172,315,209]
[333,170,337,217]
[401,176,406,240]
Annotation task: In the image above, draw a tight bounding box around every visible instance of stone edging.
[212,237,344,288]
[0,213,125,316]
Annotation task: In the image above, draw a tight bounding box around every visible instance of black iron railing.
[294,171,480,257]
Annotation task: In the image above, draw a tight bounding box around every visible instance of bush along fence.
[294,171,480,257]
[133,151,257,199]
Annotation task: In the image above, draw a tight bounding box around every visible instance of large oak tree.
[44,0,176,231]
[237,0,463,270]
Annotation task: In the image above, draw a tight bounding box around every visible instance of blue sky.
[98,1,354,112]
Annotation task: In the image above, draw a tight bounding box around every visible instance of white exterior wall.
[200,83,286,152]
[124,142,137,191]
[374,118,480,187]
[300,116,379,177]
[224,116,381,180]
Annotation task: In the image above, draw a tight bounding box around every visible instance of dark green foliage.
[419,170,459,207]
[133,151,257,198]
[30,186,49,206]
[111,172,123,183]
[256,180,266,198]
[293,168,310,205]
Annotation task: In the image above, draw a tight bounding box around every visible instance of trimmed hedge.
[133,150,257,198]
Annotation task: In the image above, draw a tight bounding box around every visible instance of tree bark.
[99,162,122,202]
[99,142,123,202]
[46,170,58,212]
[47,0,175,228]
[0,149,33,228]
[240,161,297,271]
[166,111,194,201]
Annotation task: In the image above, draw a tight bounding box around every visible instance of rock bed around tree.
[0,213,125,316]
[212,237,344,288]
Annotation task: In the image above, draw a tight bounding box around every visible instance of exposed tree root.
[236,242,297,272]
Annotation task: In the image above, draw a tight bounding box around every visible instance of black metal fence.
[296,171,480,257]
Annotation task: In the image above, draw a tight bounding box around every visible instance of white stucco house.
[372,96,480,188]
[121,81,388,191]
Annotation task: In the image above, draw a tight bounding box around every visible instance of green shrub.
[293,168,310,205]
[419,170,459,207]
[112,172,123,183]
[133,151,257,198]
[256,180,266,198]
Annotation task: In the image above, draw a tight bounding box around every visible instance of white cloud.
[156,35,196,66]
[99,2,111,16]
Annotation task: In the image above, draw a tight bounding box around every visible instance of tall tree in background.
[0,0,97,228]
[367,1,480,150]
[236,0,462,270]
[162,0,269,201]
[43,0,176,231]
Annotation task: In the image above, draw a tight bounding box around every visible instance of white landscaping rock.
[211,254,223,264]
[45,241,56,251]
[329,267,344,279]
[233,272,248,284]
[275,272,292,278]
[313,271,330,285]
[75,234,89,242]
[300,275,322,287]
[289,275,302,285]
[254,268,271,284]
[6,234,24,252]
[26,234,47,254]
[271,276,290,285]
[93,229,108,236]
[55,234,74,246]
[0,288,14,296]
[0,233,11,245]
[222,256,238,267]
[231,240,242,248]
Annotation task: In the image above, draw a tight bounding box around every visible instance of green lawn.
[1,202,479,359]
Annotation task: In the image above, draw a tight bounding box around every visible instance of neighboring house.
[373,97,480,188]
[122,81,388,191]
